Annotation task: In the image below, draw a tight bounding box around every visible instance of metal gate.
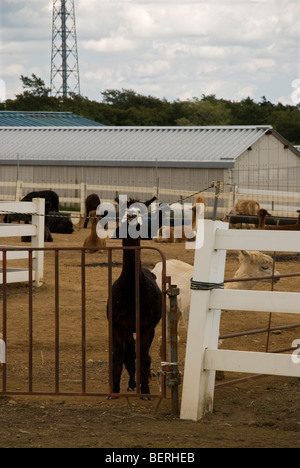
[1,246,178,409]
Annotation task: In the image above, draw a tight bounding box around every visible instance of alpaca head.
[114,195,157,243]
[227,250,280,289]
[89,210,100,223]
[258,208,272,218]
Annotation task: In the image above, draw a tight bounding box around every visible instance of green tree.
[176,95,232,126]
[270,105,300,144]
[4,74,57,111]
[101,88,165,110]
[18,74,51,98]
[1,75,300,143]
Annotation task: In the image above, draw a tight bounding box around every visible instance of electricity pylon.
[50,0,80,98]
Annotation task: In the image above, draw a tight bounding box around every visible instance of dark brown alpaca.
[108,196,161,395]
[84,194,100,228]
[258,208,300,230]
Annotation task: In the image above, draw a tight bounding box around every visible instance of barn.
[1,111,300,215]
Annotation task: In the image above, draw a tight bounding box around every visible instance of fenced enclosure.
[1,206,300,422]
[181,220,300,421]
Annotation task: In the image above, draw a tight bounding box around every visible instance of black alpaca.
[21,190,59,212]
[109,196,161,395]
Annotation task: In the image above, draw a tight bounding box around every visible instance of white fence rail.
[180,220,300,421]
[0,180,227,217]
[0,199,45,287]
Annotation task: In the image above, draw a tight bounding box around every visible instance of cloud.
[0,0,299,104]
[83,36,137,53]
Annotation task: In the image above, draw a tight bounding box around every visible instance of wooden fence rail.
[1,180,300,218]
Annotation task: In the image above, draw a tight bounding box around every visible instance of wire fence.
[1,178,300,221]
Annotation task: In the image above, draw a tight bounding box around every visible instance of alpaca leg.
[140,327,155,395]
[112,329,125,394]
[124,333,136,391]
[84,210,89,229]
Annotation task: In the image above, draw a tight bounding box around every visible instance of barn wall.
[0,164,229,203]
[233,133,300,192]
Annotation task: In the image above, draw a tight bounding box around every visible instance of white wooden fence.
[0,199,45,287]
[1,179,300,218]
[0,180,224,218]
[180,220,300,421]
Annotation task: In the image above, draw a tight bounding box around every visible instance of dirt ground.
[0,225,300,448]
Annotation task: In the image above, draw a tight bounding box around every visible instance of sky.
[0,0,299,104]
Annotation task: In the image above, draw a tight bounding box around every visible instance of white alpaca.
[226,250,280,290]
[153,260,192,328]
[152,251,280,328]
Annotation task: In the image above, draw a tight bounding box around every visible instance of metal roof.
[0,125,273,168]
[0,111,104,127]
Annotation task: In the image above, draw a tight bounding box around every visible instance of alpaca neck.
[258,213,267,229]
[225,280,255,290]
[192,210,197,230]
[121,237,141,277]
[90,221,98,239]
[225,264,256,290]
[191,206,200,230]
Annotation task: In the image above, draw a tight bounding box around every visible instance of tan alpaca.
[228,199,261,228]
[154,204,202,244]
[231,200,261,216]
[83,210,106,253]
[193,194,207,209]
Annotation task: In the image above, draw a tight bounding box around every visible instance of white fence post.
[31,198,45,287]
[80,183,87,218]
[180,220,228,421]
[15,180,23,201]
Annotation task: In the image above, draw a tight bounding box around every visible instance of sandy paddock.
[0,227,300,448]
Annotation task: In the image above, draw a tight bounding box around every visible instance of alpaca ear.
[145,196,157,208]
[240,250,251,260]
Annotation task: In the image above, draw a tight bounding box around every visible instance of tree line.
[1,74,300,144]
